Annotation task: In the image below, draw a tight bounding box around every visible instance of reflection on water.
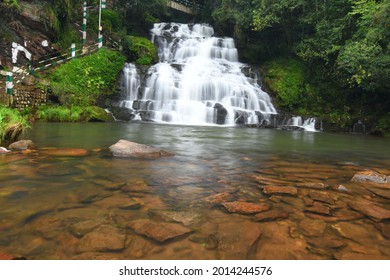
[0,122,389,260]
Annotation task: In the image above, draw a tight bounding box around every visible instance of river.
[0,122,389,259]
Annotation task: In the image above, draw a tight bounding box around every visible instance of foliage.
[0,105,30,145]
[124,36,158,65]
[36,105,113,122]
[49,49,125,106]
[88,9,125,34]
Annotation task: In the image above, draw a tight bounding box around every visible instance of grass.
[36,105,114,122]
[0,106,30,146]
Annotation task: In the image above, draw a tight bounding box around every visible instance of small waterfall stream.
[120,23,278,126]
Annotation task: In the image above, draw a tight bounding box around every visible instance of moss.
[49,49,126,106]
[124,36,158,65]
[0,106,30,145]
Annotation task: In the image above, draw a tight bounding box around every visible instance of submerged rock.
[254,209,289,222]
[351,170,389,184]
[109,140,174,158]
[262,186,298,196]
[40,148,89,157]
[127,219,192,242]
[347,199,390,221]
[299,218,327,237]
[222,201,270,215]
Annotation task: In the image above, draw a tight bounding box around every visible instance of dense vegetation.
[0,106,30,145]
[200,0,389,133]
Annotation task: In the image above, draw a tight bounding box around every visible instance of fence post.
[83,1,87,46]
[102,0,106,9]
[6,72,13,95]
[71,43,76,59]
[98,0,103,49]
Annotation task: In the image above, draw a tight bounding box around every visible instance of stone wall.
[12,84,47,110]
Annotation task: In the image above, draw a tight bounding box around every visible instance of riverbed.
[0,122,389,259]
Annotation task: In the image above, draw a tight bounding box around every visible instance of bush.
[88,9,125,34]
[0,106,30,145]
[124,36,158,65]
[36,105,114,122]
[49,49,126,106]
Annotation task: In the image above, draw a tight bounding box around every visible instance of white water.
[287,116,318,132]
[121,23,277,126]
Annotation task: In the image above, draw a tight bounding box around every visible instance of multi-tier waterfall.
[120,22,278,126]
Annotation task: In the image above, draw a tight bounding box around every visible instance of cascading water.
[120,23,277,126]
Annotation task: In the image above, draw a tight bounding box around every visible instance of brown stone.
[148,210,201,227]
[69,220,103,238]
[305,202,332,216]
[334,252,388,260]
[307,237,346,249]
[222,201,270,215]
[204,192,234,206]
[40,148,89,157]
[368,188,390,199]
[308,191,336,204]
[216,220,262,259]
[351,170,389,184]
[331,222,377,242]
[296,182,329,190]
[305,208,363,222]
[262,186,298,196]
[0,251,14,260]
[109,140,174,158]
[251,175,291,186]
[375,223,390,239]
[254,209,289,222]
[76,225,126,253]
[299,218,327,237]
[348,199,390,221]
[127,219,192,242]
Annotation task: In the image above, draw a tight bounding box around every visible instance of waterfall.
[120,22,277,126]
[285,116,318,132]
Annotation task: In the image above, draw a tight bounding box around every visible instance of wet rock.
[109,140,174,158]
[305,209,363,222]
[308,191,336,204]
[331,222,377,242]
[0,147,11,154]
[77,224,126,253]
[254,209,289,222]
[69,220,103,238]
[37,165,82,176]
[205,192,234,206]
[307,237,346,249]
[351,170,389,184]
[347,199,390,221]
[299,218,327,237]
[375,223,390,239]
[334,252,388,260]
[94,195,142,209]
[296,182,329,190]
[40,148,89,157]
[337,185,350,192]
[368,188,390,199]
[93,177,126,191]
[8,140,35,151]
[124,235,154,258]
[216,220,262,259]
[121,180,152,194]
[77,191,112,204]
[118,199,144,210]
[32,216,64,239]
[251,175,291,186]
[305,202,332,216]
[222,201,270,215]
[262,186,298,196]
[127,219,192,242]
[148,210,201,227]
[0,251,14,260]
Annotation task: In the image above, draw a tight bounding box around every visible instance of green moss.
[49,49,125,106]
[36,106,114,122]
[0,106,30,145]
[124,36,158,65]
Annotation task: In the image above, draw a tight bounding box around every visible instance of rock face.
[127,219,192,242]
[8,140,35,151]
[109,140,174,158]
[351,170,389,184]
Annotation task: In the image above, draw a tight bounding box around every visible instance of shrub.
[0,106,30,145]
[36,105,114,122]
[124,36,158,65]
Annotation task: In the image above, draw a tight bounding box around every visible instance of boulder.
[8,140,35,151]
[351,170,389,184]
[109,140,174,158]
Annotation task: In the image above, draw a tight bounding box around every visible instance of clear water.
[0,122,389,260]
